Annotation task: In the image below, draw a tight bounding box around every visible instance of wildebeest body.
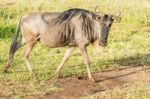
[4,8,120,82]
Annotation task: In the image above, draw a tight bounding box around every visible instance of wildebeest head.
[94,12,121,46]
[93,5,121,46]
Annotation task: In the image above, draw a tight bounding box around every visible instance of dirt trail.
[42,66,150,99]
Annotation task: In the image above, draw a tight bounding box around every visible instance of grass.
[0,0,150,98]
[88,82,150,99]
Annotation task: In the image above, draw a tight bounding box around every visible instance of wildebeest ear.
[112,11,121,22]
[112,16,121,22]
[92,14,101,20]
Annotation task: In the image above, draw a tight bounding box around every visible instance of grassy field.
[0,0,150,98]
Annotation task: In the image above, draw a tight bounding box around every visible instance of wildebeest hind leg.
[23,41,35,74]
[55,47,75,78]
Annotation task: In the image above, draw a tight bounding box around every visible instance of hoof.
[55,73,61,79]
[3,69,8,73]
[89,77,96,82]
[3,67,9,73]
[3,64,10,73]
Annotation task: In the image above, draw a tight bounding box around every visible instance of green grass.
[0,0,150,98]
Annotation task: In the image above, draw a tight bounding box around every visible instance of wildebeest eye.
[108,23,112,27]
[104,15,108,18]
[98,16,101,19]
[111,18,114,21]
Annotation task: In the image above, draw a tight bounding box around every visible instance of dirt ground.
[41,66,150,99]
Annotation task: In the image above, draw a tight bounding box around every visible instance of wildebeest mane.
[55,8,91,24]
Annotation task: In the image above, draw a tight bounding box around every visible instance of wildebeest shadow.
[96,66,150,83]
[111,53,150,66]
[93,53,150,83]
[92,53,150,68]
[71,53,150,70]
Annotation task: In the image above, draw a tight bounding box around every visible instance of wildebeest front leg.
[78,46,95,82]
[55,47,75,78]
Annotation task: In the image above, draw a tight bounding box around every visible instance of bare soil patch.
[42,66,150,99]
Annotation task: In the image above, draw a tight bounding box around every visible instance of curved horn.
[94,5,99,13]
[115,10,121,17]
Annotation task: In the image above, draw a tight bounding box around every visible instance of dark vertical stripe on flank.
[80,14,95,42]
[54,8,97,43]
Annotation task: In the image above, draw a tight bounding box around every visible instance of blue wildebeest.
[4,8,121,82]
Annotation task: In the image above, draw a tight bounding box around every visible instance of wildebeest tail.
[9,19,22,56]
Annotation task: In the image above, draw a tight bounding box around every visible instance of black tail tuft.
[9,19,22,55]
